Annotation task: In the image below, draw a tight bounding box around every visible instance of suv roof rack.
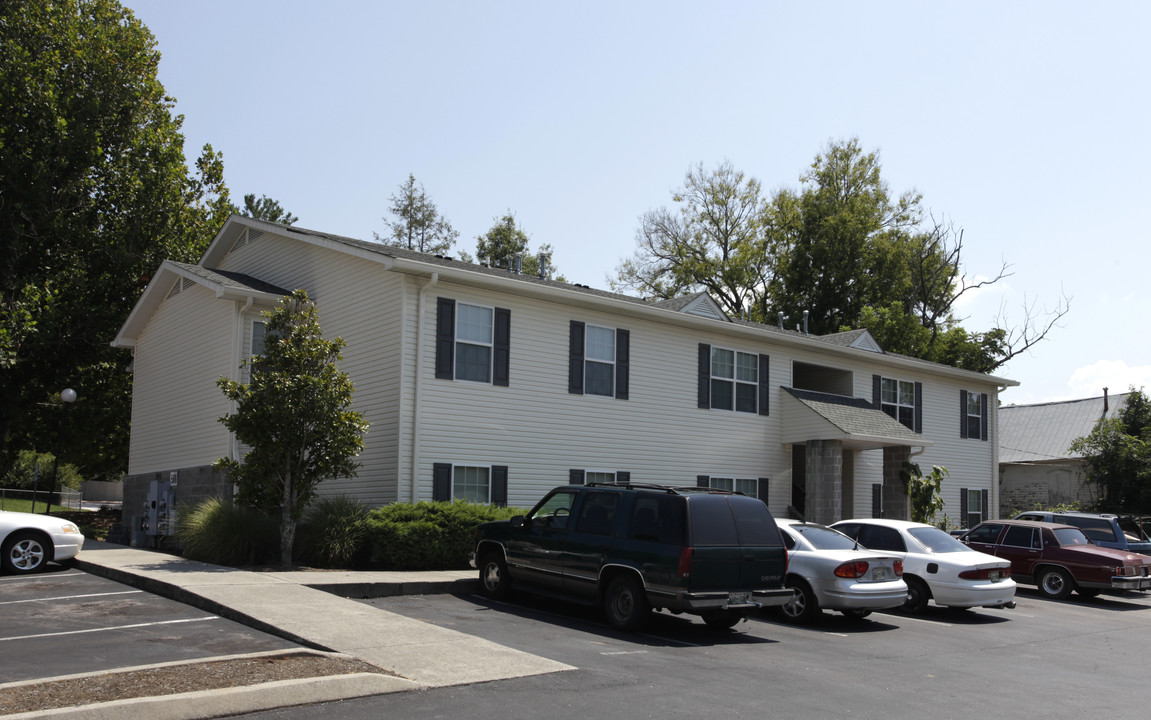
[584,481,745,496]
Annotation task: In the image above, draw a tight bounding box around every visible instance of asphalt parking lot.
[0,566,300,684]
[321,585,1151,720]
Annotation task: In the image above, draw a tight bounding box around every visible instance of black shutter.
[758,478,770,505]
[435,298,455,380]
[872,374,882,409]
[433,463,452,501]
[615,329,630,400]
[960,487,969,522]
[980,393,989,441]
[697,475,710,488]
[981,488,989,520]
[872,484,883,518]
[914,382,923,434]
[698,344,711,408]
[493,308,510,387]
[617,471,631,484]
[569,469,585,485]
[959,389,969,439]
[758,354,770,416]
[491,465,508,506]
[568,321,585,394]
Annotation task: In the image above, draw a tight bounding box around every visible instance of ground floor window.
[708,476,759,498]
[454,466,490,503]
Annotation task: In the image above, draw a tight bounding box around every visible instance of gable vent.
[229,228,264,254]
[166,280,183,299]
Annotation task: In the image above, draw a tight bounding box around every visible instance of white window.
[966,391,983,439]
[711,347,758,413]
[586,471,616,484]
[709,477,759,498]
[585,325,615,397]
[453,465,490,502]
[455,303,493,382]
[965,488,983,528]
[881,377,915,430]
[250,321,266,356]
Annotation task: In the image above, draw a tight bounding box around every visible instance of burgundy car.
[961,519,1151,600]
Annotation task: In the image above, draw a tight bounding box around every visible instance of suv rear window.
[688,495,781,547]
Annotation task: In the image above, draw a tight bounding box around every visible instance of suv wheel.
[603,575,650,631]
[701,610,742,630]
[477,551,511,600]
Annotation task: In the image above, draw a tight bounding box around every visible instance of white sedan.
[774,519,909,622]
[831,519,1016,613]
[1,510,85,574]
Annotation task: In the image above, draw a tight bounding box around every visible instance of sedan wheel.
[901,576,930,613]
[2,532,49,574]
[777,579,819,623]
[1037,567,1074,600]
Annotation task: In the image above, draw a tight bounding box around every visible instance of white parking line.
[0,572,87,583]
[1,617,221,642]
[0,590,143,606]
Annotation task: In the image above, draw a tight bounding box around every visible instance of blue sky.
[125,0,1150,406]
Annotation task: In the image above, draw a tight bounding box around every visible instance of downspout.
[229,296,255,461]
[411,273,438,503]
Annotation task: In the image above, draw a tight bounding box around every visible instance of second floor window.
[569,321,629,399]
[711,347,758,413]
[881,377,915,429]
[455,303,493,382]
[585,325,616,396]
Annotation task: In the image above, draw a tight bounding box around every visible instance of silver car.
[1,510,85,574]
[774,518,908,622]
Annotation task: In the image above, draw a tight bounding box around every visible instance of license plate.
[873,567,888,581]
[728,591,751,605]
[989,571,1001,582]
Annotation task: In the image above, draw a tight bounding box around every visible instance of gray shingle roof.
[171,261,291,296]
[783,387,927,445]
[999,393,1129,463]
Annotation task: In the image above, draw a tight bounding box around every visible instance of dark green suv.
[471,483,792,630]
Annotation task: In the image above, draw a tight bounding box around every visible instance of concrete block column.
[806,439,843,525]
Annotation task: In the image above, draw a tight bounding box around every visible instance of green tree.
[611,161,766,317]
[375,174,458,254]
[216,290,368,567]
[1070,388,1151,513]
[473,212,561,280]
[236,194,297,225]
[0,0,232,481]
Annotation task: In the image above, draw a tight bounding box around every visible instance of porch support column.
[882,446,912,521]
[806,439,843,525]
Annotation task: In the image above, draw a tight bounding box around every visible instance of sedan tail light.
[1116,565,1136,577]
[834,561,870,579]
[893,560,903,577]
[959,567,1012,580]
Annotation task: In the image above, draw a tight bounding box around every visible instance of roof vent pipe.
[803,309,809,335]
[777,312,784,329]
[513,252,523,275]
[1103,387,1109,416]
[538,253,547,279]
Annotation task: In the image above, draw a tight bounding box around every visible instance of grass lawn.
[0,498,72,514]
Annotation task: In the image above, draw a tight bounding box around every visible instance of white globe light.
[60,388,77,403]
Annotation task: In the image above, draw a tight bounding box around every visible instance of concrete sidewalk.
[8,541,572,719]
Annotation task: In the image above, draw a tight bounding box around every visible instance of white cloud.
[1066,360,1151,398]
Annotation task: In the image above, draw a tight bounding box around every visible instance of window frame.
[454,301,494,383]
[965,389,983,439]
[706,476,759,498]
[433,462,507,505]
[709,346,759,413]
[583,324,616,397]
[880,377,916,430]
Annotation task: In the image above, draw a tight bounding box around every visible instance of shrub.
[3,449,83,491]
[365,500,526,570]
[295,496,371,568]
[174,497,279,567]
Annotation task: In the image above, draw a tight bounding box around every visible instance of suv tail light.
[834,561,870,579]
[959,567,1012,580]
[678,547,693,579]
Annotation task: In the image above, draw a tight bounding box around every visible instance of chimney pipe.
[803,309,809,335]
[1103,387,1109,416]
[777,312,784,329]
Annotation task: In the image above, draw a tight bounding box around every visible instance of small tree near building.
[216,290,368,566]
[1070,388,1151,513]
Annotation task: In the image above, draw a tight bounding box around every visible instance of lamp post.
[38,388,77,514]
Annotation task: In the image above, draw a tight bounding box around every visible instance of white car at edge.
[830,518,1016,613]
[1,510,85,575]
[774,518,909,622]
